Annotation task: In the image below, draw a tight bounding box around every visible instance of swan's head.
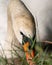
[17,20,36,44]
[13,14,36,44]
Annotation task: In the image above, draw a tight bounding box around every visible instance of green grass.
[0,38,52,65]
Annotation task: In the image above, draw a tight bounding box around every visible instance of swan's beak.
[20,31,35,58]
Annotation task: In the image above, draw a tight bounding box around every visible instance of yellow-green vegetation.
[0,38,52,65]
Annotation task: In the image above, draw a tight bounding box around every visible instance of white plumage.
[0,0,35,58]
[8,0,35,44]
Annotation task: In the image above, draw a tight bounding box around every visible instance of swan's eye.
[20,31,34,45]
[20,31,24,36]
[20,31,29,45]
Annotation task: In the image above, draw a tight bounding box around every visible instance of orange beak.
[23,42,35,65]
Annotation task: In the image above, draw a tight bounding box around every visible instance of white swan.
[3,0,35,58]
